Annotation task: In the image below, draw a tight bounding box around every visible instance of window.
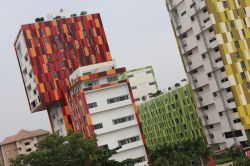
[221,68,225,72]
[131,86,137,90]
[219,112,223,117]
[88,102,97,109]
[215,47,219,52]
[149,82,156,85]
[24,142,30,146]
[204,17,210,23]
[181,11,186,16]
[246,82,250,89]
[224,130,243,138]
[222,1,227,8]
[227,98,234,103]
[107,95,129,104]
[241,72,246,80]
[128,74,134,78]
[191,16,195,21]
[107,75,118,82]
[209,27,213,33]
[53,72,58,78]
[196,35,200,40]
[215,57,222,63]
[241,61,246,69]
[118,136,140,146]
[26,148,32,152]
[146,70,152,74]
[190,2,196,8]
[61,61,65,68]
[234,118,241,124]
[230,20,235,28]
[93,123,103,130]
[47,54,51,62]
[235,52,240,59]
[135,98,140,102]
[208,73,212,78]
[234,41,240,49]
[209,37,216,43]
[221,77,228,83]
[84,80,99,87]
[113,115,134,125]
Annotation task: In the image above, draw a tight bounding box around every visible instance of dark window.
[241,72,246,80]
[149,82,156,85]
[191,16,195,21]
[241,61,246,69]
[118,136,140,146]
[107,95,129,104]
[230,20,235,28]
[235,41,240,48]
[235,52,240,58]
[24,142,30,146]
[246,82,250,89]
[93,123,103,130]
[223,1,227,8]
[107,76,119,82]
[135,98,140,102]
[146,70,152,74]
[202,54,206,59]
[131,86,137,90]
[181,11,186,16]
[88,102,97,109]
[53,72,58,78]
[113,115,134,125]
[26,148,32,152]
[219,112,223,116]
[204,17,210,23]
[208,73,212,78]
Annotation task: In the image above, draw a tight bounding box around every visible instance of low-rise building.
[137,80,203,150]
[0,129,49,166]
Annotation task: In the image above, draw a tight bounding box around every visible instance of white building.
[166,0,249,151]
[125,66,158,105]
[69,61,149,166]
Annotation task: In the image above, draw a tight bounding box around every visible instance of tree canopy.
[10,131,136,166]
[150,138,211,166]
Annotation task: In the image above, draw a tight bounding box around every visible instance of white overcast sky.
[0,0,185,140]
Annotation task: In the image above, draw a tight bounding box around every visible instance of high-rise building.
[137,80,203,150]
[0,129,49,166]
[166,0,250,151]
[14,11,149,165]
[69,61,148,165]
[124,66,158,104]
[14,12,112,135]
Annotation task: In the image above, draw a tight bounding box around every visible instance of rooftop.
[1,129,49,145]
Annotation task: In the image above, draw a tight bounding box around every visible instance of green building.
[137,81,203,150]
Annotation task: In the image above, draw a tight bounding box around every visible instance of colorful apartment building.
[166,0,250,151]
[14,9,149,165]
[137,80,203,149]
[124,66,158,105]
[0,129,49,166]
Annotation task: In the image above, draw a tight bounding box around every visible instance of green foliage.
[150,138,211,166]
[214,146,250,165]
[234,156,250,166]
[10,131,137,166]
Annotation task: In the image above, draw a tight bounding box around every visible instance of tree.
[10,131,136,166]
[150,138,211,166]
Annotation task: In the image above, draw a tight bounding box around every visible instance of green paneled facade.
[137,83,203,150]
